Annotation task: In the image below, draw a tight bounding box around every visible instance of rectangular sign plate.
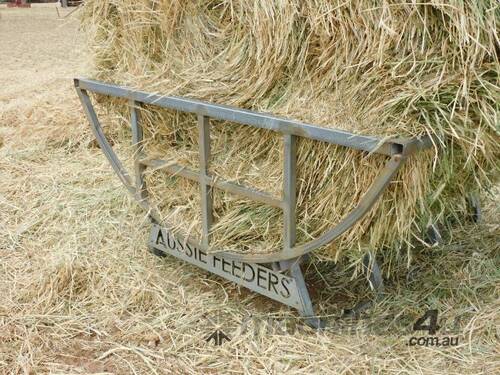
[148,225,303,310]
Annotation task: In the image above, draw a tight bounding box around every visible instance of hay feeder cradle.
[75,78,479,328]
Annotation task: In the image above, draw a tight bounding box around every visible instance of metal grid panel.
[75,78,432,263]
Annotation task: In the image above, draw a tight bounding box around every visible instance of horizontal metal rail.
[140,159,283,208]
[76,78,411,156]
[75,78,432,263]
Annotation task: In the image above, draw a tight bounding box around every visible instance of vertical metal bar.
[130,100,147,203]
[283,134,297,251]
[198,115,213,246]
[363,253,385,295]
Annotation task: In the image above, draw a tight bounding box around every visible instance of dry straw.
[81,0,499,272]
[1,8,499,372]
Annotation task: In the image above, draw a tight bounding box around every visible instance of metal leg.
[364,253,385,296]
[467,193,481,223]
[426,223,442,245]
[273,256,324,329]
[288,261,325,329]
[281,135,324,327]
[343,253,385,317]
[148,245,167,258]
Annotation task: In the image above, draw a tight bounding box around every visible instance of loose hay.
[1,7,499,373]
[81,0,499,269]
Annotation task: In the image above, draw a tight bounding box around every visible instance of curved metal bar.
[218,153,405,262]
[76,87,148,208]
[152,155,406,263]
[138,154,404,264]
[140,154,404,263]
[76,87,186,223]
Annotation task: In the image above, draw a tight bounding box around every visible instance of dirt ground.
[1,6,499,375]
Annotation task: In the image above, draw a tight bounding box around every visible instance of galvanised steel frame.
[75,78,432,327]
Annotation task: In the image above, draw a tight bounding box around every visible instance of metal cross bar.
[139,159,283,208]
